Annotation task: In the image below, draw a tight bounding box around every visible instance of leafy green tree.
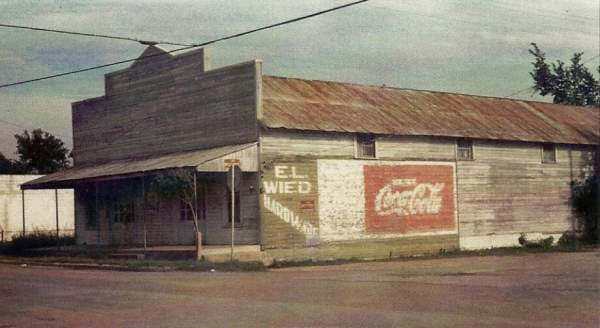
[150,168,202,255]
[529,43,599,107]
[14,129,70,174]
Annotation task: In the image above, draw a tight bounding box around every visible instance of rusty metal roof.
[261,76,599,145]
[21,143,256,190]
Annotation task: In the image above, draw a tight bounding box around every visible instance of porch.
[20,143,261,252]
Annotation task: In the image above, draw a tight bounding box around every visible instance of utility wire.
[0,23,193,46]
[0,0,368,89]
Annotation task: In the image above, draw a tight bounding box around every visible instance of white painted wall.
[0,175,74,241]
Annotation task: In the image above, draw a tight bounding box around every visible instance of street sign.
[224,159,241,169]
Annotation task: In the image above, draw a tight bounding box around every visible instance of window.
[113,201,135,223]
[457,139,473,160]
[542,144,556,163]
[180,200,193,221]
[107,183,136,224]
[356,134,376,158]
[227,191,241,225]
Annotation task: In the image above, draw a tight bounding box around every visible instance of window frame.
[456,139,474,161]
[355,134,377,159]
[541,143,557,164]
[179,200,194,221]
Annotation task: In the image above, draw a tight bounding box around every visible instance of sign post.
[224,159,241,262]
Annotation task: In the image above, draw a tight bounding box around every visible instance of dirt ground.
[0,251,598,328]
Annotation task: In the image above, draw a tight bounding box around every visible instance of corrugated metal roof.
[21,143,256,189]
[261,76,599,145]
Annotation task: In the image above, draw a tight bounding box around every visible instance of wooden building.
[23,46,599,258]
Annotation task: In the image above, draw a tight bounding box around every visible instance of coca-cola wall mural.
[363,164,456,234]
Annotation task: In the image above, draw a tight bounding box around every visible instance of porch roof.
[21,143,257,190]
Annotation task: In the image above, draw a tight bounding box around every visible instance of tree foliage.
[150,168,200,234]
[0,152,26,174]
[529,43,599,107]
[14,129,70,174]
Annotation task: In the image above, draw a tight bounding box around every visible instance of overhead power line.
[0,0,368,89]
[0,23,193,46]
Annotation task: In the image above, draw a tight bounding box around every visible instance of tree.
[14,129,70,174]
[529,43,599,107]
[150,168,202,257]
[0,152,27,174]
[531,45,600,243]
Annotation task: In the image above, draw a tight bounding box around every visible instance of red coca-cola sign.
[364,164,456,234]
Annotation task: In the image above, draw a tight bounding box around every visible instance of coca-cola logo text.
[374,179,444,216]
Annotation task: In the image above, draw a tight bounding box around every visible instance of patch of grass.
[0,255,267,272]
[270,244,595,269]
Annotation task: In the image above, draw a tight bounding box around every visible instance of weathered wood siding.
[260,129,355,158]
[457,141,594,249]
[377,135,456,161]
[202,173,260,245]
[72,48,261,166]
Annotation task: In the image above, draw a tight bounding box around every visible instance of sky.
[0,0,598,158]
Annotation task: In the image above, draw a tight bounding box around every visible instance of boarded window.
[227,191,241,224]
[356,134,376,158]
[457,139,473,160]
[542,144,556,163]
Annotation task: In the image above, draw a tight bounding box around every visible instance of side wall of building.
[457,141,592,249]
[72,48,261,166]
[258,129,593,254]
[0,175,74,241]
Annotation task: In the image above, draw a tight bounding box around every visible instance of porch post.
[230,167,235,262]
[95,182,100,245]
[194,170,201,260]
[21,189,25,236]
[142,175,147,250]
[55,189,60,249]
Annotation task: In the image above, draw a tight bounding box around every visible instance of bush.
[518,233,554,249]
[10,231,75,251]
[557,232,580,250]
